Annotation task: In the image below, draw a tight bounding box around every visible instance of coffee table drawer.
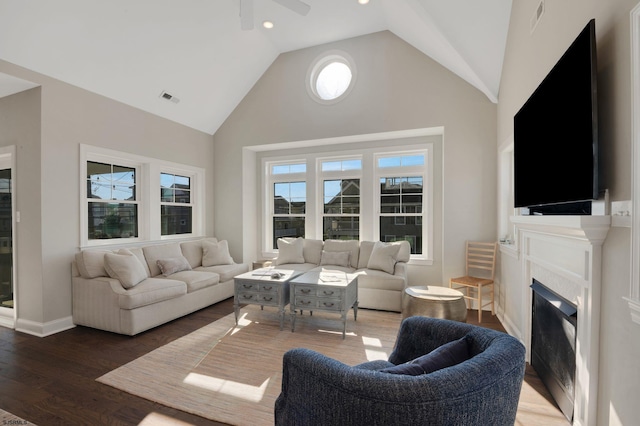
[294,286,342,298]
[236,291,258,303]
[258,283,279,293]
[237,281,259,292]
[293,296,342,311]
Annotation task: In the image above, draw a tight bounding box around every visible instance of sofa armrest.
[72,276,127,332]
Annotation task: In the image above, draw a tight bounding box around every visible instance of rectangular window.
[376,153,427,255]
[270,162,307,249]
[86,161,138,240]
[323,178,360,240]
[160,173,192,236]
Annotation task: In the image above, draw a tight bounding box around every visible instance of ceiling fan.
[240,0,311,30]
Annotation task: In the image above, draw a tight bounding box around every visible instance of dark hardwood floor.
[0,299,567,425]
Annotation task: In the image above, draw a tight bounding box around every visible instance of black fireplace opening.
[530,279,577,422]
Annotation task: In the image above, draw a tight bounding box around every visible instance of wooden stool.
[402,285,467,322]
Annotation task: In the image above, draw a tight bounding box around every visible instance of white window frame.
[80,144,205,248]
[318,155,362,241]
[264,159,308,251]
[159,165,202,241]
[260,143,434,264]
[374,149,432,262]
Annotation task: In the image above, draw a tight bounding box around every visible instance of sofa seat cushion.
[118,278,186,310]
[354,269,405,291]
[196,263,250,282]
[162,270,219,292]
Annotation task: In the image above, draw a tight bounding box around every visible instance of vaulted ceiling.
[0,0,512,135]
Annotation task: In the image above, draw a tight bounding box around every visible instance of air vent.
[530,0,545,34]
[159,90,180,104]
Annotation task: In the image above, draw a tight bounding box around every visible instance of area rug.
[97,305,402,426]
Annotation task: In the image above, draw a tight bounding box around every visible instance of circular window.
[307,51,356,104]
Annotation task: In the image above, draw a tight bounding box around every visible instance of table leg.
[353,301,358,321]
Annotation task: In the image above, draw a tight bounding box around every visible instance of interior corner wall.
[497,1,640,424]
[213,30,498,286]
[0,59,215,332]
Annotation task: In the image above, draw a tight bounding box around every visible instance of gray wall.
[214,30,498,286]
[0,60,215,330]
[497,1,640,424]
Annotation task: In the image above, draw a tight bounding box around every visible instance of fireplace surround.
[511,215,610,426]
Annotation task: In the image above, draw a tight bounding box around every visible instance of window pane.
[88,203,138,240]
[323,216,359,240]
[378,154,425,168]
[324,179,359,214]
[380,176,422,213]
[87,162,136,201]
[274,181,306,214]
[272,163,306,174]
[161,205,192,236]
[321,159,362,172]
[273,217,305,248]
[161,173,191,204]
[380,217,422,254]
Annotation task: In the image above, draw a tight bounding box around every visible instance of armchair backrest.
[275,316,525,426]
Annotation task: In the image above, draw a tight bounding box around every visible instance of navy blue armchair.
[275,316,525,426]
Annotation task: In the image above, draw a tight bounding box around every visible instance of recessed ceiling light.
[263,20,274,29]
[358,0,369,4]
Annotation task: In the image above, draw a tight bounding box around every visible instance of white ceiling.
[0,0,512,135]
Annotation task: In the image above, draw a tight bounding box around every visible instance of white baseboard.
[498,310,522,342]
[0,315,14,330]
[16,316,75,337]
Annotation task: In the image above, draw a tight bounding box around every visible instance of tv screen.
[514,19,598,213]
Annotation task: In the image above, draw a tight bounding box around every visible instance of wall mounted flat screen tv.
[514,19,598,214]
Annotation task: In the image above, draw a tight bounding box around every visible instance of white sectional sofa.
[72,238,249,335]
[273,238,411,312]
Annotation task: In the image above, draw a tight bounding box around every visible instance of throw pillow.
[320,250,351,268]
[380,336,472,376]
[104,249,148,289]
[156,256,192,276]
[202,240,234,266]
[367,241,401,274]
[275,237,305,265]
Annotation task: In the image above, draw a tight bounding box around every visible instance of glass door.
[0,168,12,310]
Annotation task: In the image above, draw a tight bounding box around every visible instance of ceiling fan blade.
[272,0,311,16]
[240,0,254,30]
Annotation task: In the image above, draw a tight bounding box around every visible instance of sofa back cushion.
[75,250,110,278]
[302,239,323,265]
[320,250,351,268]
[143,243,184,277]
[202,240,234,266]
[323,240,359,268]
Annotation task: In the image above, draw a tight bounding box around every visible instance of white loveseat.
[72,238,248,335]
[273,238,411,312]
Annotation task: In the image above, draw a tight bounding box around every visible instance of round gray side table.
[402,285,467,322]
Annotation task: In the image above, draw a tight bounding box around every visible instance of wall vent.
[159,90,180,104]
[530,0,545,34]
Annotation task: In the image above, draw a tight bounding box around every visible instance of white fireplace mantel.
[511,215,611,243]
[510,214,610,426]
